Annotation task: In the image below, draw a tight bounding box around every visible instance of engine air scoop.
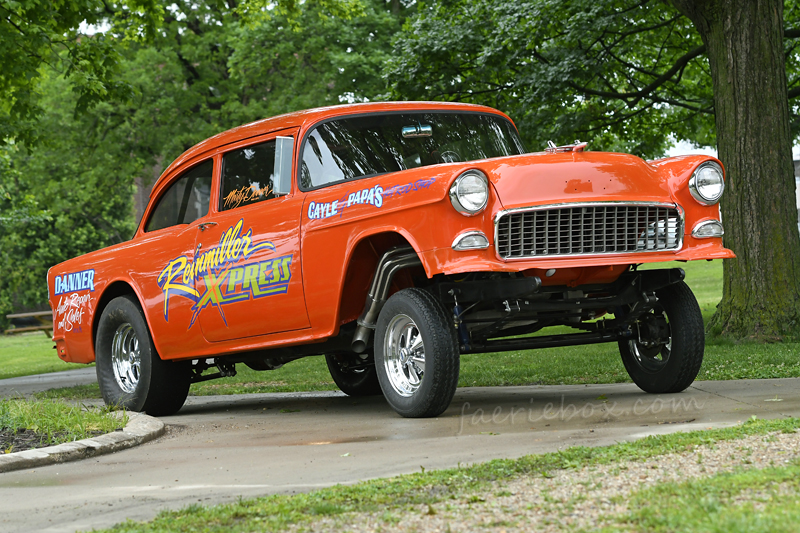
[546,140,588,153]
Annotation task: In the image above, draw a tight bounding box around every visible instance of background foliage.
[387,0,713,154]
[387,0,800,155]
[2,0,800,333]
[0,0,406,327]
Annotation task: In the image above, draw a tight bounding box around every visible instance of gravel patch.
[292,430,800,532]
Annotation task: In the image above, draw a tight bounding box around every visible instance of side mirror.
[273,136,294,196]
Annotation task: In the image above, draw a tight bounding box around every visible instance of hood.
[479,151,672,210]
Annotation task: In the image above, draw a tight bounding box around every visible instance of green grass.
[0,333,88,380]
[0,398,127,453]
[34,383,102,401]
[641,259,722,318]
[94,417,800,532]
[191,356,339,396]
[600,462,800,533]
[26,259,800,401]
[33,358,338,400]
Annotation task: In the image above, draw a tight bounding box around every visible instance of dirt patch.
[1,428,105,454]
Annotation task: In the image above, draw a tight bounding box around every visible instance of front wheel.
[375,288,459,418]
[95,295,190,416]
[619,280,704,393]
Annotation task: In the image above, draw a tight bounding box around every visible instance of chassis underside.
[196,258,685,381]
[433,267,684,355]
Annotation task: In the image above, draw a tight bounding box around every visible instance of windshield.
[299,112,526,189]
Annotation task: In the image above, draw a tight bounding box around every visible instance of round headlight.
[450,170,489,216]
[689,161,725,205]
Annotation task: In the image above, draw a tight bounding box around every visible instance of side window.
[145,160,213,232]
[220,140,276,211]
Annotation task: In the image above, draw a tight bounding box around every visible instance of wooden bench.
[4,310,53,335]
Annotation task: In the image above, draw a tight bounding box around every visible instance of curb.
[0,412,165,473]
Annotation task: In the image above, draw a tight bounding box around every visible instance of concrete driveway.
[1,374,798,533]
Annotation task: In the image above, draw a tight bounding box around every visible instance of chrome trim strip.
[493,201,685,261]
[691,219,724,238]
[497,201,679,214]
[452,230,490,251]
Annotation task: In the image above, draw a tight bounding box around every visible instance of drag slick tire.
[325,353,382,396]
[619,280,704,394]
[375,288,459,418]
[95,295,190,416]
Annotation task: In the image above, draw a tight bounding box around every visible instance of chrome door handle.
[198,222,218,231]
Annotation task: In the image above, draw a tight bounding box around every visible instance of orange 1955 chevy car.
[47,102,733,418]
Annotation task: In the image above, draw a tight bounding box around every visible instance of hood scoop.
[546,140,588,153]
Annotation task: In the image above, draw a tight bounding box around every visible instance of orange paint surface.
[47,102,733,363]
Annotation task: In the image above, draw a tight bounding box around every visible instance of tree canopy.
[387,0,800,339]
[0,0,166,145]
[2,0,800,340]
[387,0,800,155]
[0,0,405,326]
[0,0,368,146]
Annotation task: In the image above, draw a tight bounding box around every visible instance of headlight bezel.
[688,161,725,206]
[449,169,489,216]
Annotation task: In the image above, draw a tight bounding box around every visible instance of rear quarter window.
[145,160,213,232]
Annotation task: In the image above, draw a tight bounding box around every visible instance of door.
[194,134,310,342]
[134,159,214,358]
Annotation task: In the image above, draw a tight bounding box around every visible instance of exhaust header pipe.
[351,246,421,353]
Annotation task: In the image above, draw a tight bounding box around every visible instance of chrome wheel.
[375,288,459,417]
[111,323,141,393]
[97,295,191,415]
[383,314,426,397]
[627,309,672,373]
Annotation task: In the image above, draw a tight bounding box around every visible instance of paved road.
[1,374,799,533]
[0,368,96,397]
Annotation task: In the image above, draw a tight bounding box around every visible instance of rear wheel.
[619,281,704,393]
[325,353,382,396]
[375,288,459,418]
[95,295,190,416]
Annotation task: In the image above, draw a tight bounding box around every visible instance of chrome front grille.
[495,203,683,259]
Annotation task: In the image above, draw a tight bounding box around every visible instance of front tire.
[375,288,459,418]
[619,280,704,393]
[95,295,190,416]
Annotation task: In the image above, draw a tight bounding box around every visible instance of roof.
[152,101,512,195]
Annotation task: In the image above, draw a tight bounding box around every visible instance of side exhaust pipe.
[351,246,422,353]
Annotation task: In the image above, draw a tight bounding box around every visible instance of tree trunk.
[668,0,800,339]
